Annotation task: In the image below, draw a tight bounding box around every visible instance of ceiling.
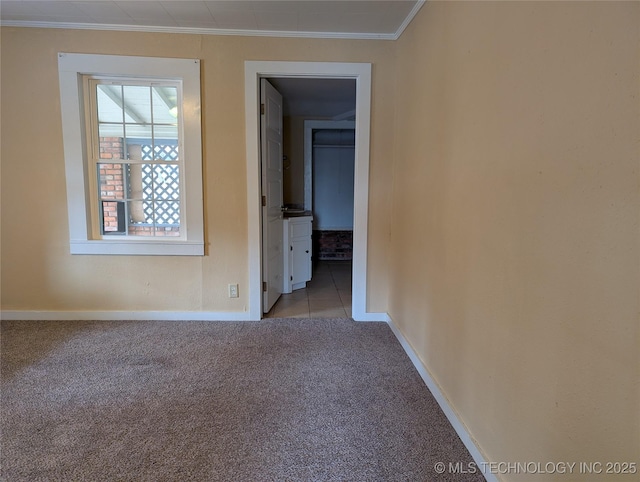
[269,78,356,117]
[1,0,425,40]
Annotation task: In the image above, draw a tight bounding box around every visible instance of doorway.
[267,118,356,319]
[244,61,372,321]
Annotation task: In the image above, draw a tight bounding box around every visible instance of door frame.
[244,61,372,321]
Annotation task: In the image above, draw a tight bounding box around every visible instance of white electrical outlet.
[228,284,239,298]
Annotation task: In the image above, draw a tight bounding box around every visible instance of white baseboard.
[1,311,253,321]
[1,310,400,323]
[1,310,393,322]
[386,316,497,482]
[352,311,391,322]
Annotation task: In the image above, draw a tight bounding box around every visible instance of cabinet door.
[291,237,311,284]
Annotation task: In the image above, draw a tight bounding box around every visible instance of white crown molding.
[0,20,398,40]
[393,0,426,40]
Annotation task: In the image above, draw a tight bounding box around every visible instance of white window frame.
[58,53,204,255]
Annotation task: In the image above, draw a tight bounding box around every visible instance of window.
[58,54,204,255]
[91,80,183,237]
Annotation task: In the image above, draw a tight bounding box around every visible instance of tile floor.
[265,260,352,319]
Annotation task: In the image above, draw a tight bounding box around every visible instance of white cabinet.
[283,216,312,293]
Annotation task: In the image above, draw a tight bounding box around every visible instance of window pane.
[153,165,180,200]
[152,86,179,160]
[97,84,123,123]
[155,200,181,226]
[101,200,125,234]
[152,86,178,123]
[154,126,179,160]
[124,125,152,164]
[129,199,147,225]
[98,125,124,160]
[127,200,151,236]
[98,163,125,200]
[122,85,151,124]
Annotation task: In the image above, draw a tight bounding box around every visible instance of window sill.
[70,240,204,256]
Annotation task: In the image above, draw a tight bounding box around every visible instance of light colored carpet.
[1,319,484,481]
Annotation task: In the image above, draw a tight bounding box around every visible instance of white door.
[261,79,284,313]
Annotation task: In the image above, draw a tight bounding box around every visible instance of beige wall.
[390,1,639,479]
[0,28,394,313]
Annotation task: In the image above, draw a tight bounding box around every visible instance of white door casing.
[261,79,284,313]
[245,61,380,321]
